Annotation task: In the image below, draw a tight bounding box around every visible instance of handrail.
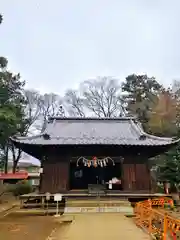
[134,197,180,239]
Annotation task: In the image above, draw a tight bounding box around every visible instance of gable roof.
[8,161,39,168]
[10,117,179,146]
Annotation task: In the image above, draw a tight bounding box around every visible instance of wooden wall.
[40,156,151,193]
[122,163,151,191]
[40,161,69,193]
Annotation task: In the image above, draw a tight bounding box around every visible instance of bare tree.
[10,89,42,172]
[10,77,124,171]
[170,80,180,127]
[39,93,62,131]
[64,77,124,117]
[64,90,85,117]
[10,91,62,172]
[172,79,180,94]
[23,89,42,133]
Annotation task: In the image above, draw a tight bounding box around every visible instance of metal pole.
[46,200,48,215]
[98,191,100,212]
[56,201,59,215]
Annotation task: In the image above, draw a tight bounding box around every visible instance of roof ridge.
[135,122,174,141]
[129,119,144,137]
[130,120,175,142]
[48,116,136,121]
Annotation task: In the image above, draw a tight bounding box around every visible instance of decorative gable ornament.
[43,133,51,140]
[76,156,115,168]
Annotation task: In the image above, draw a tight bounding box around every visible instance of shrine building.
[10,117,179,194]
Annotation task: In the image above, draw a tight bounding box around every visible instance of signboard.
[54,193,63,217]
[54,193,62,202]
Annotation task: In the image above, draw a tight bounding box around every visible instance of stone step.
[64,206,134,214]
[14,206,134,215]
[66,200,131,207]
[66,203,131,207]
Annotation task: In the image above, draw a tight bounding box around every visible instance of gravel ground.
[0,214,59,240]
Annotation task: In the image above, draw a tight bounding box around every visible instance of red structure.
[0,172,28,180]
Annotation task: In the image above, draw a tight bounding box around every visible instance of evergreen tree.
[157,147,180,192]
[0,56,25,173]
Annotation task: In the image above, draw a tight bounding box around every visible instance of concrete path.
[55,213,150,240]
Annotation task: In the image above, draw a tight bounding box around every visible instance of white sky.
[1,0,180,95]
[1,0,180,164]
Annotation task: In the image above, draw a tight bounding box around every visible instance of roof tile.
[11,117,178,146]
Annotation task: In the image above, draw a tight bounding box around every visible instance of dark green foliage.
[0,15,26,172]
[0,57,26,172]
[122,74,180,189]
[10,180,33,196]
[122,74,163,100]
[0,14,3,24]
[122,74,163,127]
[157,147,180,191]
[0,57,7,69]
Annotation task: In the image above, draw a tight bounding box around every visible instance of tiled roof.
[10,117,179,146]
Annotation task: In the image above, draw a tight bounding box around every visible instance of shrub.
[156,184,164,193]
[11,180,33,196]
[0,183,7,196]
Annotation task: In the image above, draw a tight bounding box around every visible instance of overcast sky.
[1,0,180,95]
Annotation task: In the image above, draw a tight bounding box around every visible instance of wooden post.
[41,196,45,209]
[163,213,168,240]
[148,199,152,233]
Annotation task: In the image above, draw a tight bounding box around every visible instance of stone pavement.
[53,213,150,240]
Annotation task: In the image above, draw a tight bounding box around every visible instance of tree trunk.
[163,181,170,194]
[11,145,21,173]
[4,145,9,174]
[12,161,18,173]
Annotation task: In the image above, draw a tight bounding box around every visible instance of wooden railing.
[134,197,180,239]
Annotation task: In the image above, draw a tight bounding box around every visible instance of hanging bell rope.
[76,156,115,167]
